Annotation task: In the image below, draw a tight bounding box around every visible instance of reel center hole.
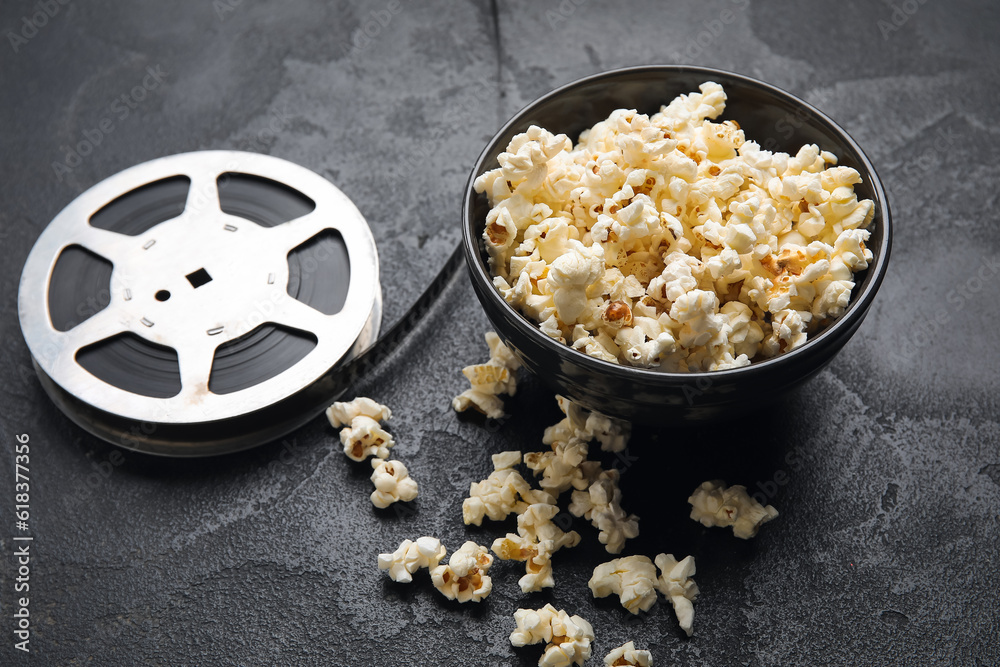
[186,268,213,288]
[155,290,171,301]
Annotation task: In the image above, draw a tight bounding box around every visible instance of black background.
[1,1,998,665]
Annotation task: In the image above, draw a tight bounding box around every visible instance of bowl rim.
[462,64,892,382]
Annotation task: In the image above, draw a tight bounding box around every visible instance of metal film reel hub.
[19,151,382,456]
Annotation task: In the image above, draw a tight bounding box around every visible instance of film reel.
[19,151,383,456]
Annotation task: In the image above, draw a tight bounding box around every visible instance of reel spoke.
[60,303,130,354]
[271,209,332,253]
[176,342,218,398]
[72,225,131,264]
[183,164,223,216]
[267,295,335,338]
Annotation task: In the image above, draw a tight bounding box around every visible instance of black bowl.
[462,66,891,423]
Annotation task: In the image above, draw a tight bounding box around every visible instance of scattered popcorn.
[377,536,446,584]
[588,555,659,615]
[338,416,394,461]
[688,480,779,539]
[604,641,653,666]
[654,554,699,637]
[517,502,581,552]
[510,604,595,667]
[462,451,556,526]
[430,541,494,603]
[492,533,556,593]
[583,409,632,454]
[492,449,523,470]
[453,331,522,419]
[325,396,392,427]
[491,501,581,593]
[569,469,639,554]
[476,82,876,372]
[327,397,395,461]
[525,394,631,499]
[369,459,418,509]
[515,395,641,554]
[524,439,595,495]
[544,394,631,454]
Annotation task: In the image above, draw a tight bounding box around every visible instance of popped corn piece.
[510,604,595,667]
[377,536,446,583]
[588,555,659,614]
[722,300,764,359]
[463,363,513,393]
[492,533,556,592]
[463,454,555,526]
[493,450,523,470]
[569,469,640,554]
[517,503,581,552]
[524,440,590,495]
[541,638,594,667]
[654,554,699,637]
[452,389,506,420]
[325,396,391,428]
[546,394,632,453]
[486,330,523,371]
[510,605,555,647]
[646,250,703,302]
[522,486,560,507]
[591,498,641,555]
[430,541,494,603]
[491,497,579,593]
[583,409,631,453]
[604,641,653,666]
[326,397,395,461]
[812,278,854,319]
[339,415,395,462]
[453,331,522,419]
[670,290,726,349]
[369,459,418,509]
[688,480,779,539]
[706,246,741,281]
[768,308,810,354]
[548,240,606,324]
[477,82,876,370]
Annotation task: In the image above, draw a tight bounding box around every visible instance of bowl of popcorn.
[462,66,891,422]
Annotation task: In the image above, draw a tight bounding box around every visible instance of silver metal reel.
[18,151,382,456]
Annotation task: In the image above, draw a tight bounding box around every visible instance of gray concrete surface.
[0,0,997,665]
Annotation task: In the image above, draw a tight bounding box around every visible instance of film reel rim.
[19,151,380,433]
[28,290,382,457]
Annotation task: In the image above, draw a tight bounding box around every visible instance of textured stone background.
[1,0,998,665]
